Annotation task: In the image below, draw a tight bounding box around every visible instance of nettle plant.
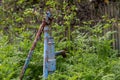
[0,0,119,80]
[73,18,117,58]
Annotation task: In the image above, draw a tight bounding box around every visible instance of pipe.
[43,26,49,79]
[43,11,53,79]
[55,50,66,58]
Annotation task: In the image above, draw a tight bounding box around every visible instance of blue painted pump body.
[43,11,65,79]
[48,37,56,73]
[43,26,56,79]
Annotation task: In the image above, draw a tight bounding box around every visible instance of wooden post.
[117,23,120,52]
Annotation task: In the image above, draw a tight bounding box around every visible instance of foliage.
[0,0,120,80]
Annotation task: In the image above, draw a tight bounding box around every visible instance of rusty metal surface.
[55,50,66,58]
[20,20,46,80]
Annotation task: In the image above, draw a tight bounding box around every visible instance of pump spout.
[55,50,66,58]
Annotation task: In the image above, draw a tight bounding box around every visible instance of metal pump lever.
[20,11,52,80]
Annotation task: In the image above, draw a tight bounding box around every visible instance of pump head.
[45,11,53,25]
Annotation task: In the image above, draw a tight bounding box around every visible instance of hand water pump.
[20,11,66,80]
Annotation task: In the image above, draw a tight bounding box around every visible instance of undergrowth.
[0,0,120,80]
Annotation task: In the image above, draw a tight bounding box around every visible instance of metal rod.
[19,20,46,80]
[43,26,49,79]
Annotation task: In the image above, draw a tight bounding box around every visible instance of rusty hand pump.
[20,11,66,80]
[43,11,66,79]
